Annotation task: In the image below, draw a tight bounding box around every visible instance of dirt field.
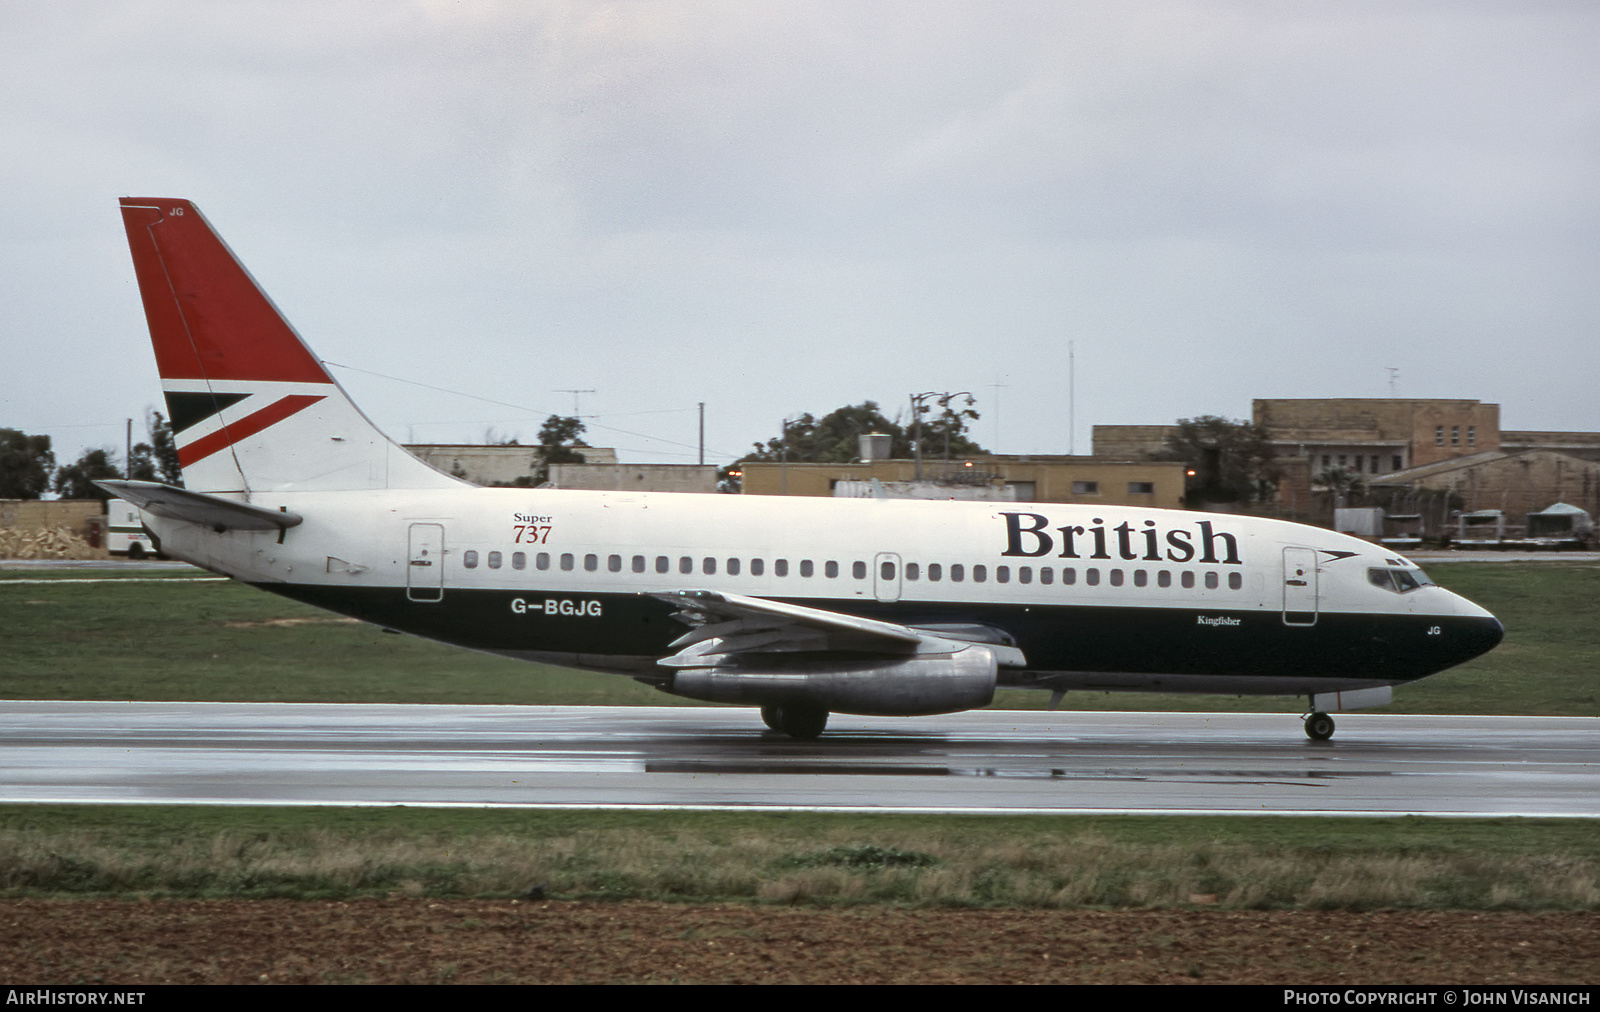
[2,899,1596,984]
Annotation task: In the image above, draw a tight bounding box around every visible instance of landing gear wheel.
[1304,712,1336,741]
[760,704,829,740]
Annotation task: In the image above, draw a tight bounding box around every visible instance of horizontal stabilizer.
[95,480,303,532]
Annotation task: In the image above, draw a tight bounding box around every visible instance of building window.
[1128,482,1154,494]
[1436,426,1444,446]
[1468,426,1476,447]
[1071,481,1099,495]
[1392,455,1403,472]
[1452,426,1460,446]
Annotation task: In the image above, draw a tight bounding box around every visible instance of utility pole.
[697,402,704,466]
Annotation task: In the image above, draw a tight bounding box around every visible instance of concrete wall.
[402,444,619,486]
[545,463,718,493]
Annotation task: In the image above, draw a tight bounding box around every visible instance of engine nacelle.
[665,645,997,716]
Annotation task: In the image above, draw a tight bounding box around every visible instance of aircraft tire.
[1304,712,1336,741]
[760,705,783,732]
[773,704,828,741]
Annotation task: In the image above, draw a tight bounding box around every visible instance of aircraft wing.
[650,589,1027,669]
[94,479,303,532]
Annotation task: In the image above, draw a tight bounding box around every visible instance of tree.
[529,415,587,486]
[1152,415,1279,506]
[0,429,55,499]
[53,448,123,500]
[741,400,987,466]
[126,411,183,486]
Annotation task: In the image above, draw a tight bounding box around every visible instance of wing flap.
[650,589,1026,668]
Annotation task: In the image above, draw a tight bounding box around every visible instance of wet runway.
[0,702,1594,817]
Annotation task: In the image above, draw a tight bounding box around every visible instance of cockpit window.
[1369,567,1424,593]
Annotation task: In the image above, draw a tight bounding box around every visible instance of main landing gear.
[1303,711,1336,741]
[761,703,829,741]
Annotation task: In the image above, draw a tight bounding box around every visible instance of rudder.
[119,198,461,494]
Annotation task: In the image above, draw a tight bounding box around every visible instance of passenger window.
[1205,572,1219,589]
[1228,572,1242,590]
[1039,567,1053,585]
[750,559,764,576]
[1086,568,1100,586]
[488,551,502,569]
[632,555,646,573]
[463,550,479,569]
[585,554,599,572]
[906,563,920,581]
[703,557,717,575]
[608,554,622,573]
[1133,569,1147,587]
[853,561,867,579]
[1109,569,1122,586]
[950,564,964,582]
[680,556,693,575]
[880,561,895,580]
[656,556,669,574]
[1181,571,1195,589]
[824,561,839,578]
[1157,570,1171,588]
[1062,567,1075,585]
[512,552,526,570]
[996,566,1010,584]
[928,563,942,582]
[1018,567,1030,584]
[800,560,814,577]
[973,565,987,583]
[560,553,574,572]
[727,558,741,576]
[775,559,789,577]
[537,552,550,571]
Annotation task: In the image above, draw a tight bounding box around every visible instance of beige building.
[1253,398,1501,475]
[739,456,1187,508]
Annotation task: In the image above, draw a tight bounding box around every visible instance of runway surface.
[1,702,1595,816]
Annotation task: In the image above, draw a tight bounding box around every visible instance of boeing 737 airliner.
[100,198,1503,740]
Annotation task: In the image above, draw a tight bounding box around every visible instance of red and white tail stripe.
[119,199,461,494]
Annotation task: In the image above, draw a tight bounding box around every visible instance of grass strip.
[3,562,1597,714]
[1,805,1595,910]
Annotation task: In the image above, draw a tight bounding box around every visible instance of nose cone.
[1445,589,1504,665]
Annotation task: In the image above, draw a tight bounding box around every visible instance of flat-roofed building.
[739,456,1186,508]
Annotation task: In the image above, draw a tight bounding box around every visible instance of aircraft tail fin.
[118,198,463,494]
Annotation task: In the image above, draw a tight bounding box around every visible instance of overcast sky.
[4,1,1597,474]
